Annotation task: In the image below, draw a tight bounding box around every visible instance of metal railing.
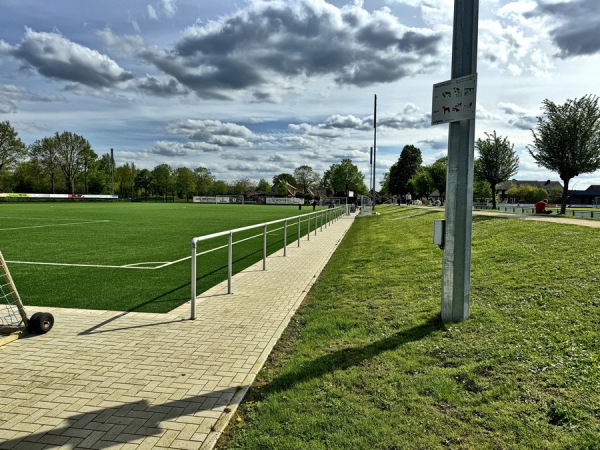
[190,206,346,319]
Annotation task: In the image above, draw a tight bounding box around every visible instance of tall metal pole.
[371,94,377,210]
[441,0,479,323]
[110,148,115,198]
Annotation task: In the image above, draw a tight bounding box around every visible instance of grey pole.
[441,0,479,323]
[371,94,377,210]
[110,148,114,199]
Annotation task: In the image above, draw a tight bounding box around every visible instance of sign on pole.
[431,74,477,125]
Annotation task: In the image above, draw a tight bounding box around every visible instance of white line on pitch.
[6,261,156,270]
[0,220,111,231]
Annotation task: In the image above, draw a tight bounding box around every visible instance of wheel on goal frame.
[27,312,54,334]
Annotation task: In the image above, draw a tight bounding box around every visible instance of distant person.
[535,199,552,214]
[406,193,412,205]
[312,199,317,211]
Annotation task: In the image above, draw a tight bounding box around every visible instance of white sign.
[431,74,477,125]
[266,197,302,205]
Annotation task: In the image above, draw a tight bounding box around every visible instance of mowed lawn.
[1,202,316,313]
[218,205,599,449]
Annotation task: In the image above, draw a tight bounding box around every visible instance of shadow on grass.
[260,314,444,396]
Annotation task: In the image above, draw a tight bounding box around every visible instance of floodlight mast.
[441,0,479,323]
[371,94,377,210]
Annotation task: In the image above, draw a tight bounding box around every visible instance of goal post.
[0,251,54,339]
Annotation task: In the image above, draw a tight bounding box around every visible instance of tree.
[475,131,519,209]
[379,163,396,196]
[256,178,271,194]
[79,146,98,194]
[212,179,229,195]
[0,121,27,190]
[293,165,320,195]
[30,137,60,193]
[409,170,434,198]
[428,157,447,201]
[53,131,93,194]
[388,145,422,195]
[273,173,296,187]
[116,162,138,199]
[135,169,153,200]
[324,159,368,196]
[506,184,548,204]
[174,167,195,201]
[231,178,255,196]
[152,164,172,201]
[529,95,600,214]
[194,167,215,195]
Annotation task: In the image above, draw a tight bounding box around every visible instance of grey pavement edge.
[0,213,356,450]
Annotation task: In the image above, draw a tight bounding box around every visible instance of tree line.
[0,122,369,201]
[380,95,600,214]
[4,95,597,209]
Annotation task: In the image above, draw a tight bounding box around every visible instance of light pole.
[441,0,479,323]
[371,94,377,210]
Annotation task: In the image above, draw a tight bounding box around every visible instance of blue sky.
[1,0,600,189]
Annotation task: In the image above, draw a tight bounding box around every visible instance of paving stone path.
[0,214,356,450]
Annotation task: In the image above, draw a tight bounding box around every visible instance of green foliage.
[506,183,549,203]
[428,156,447,198]
[473,177,492,201]
[194,166,215,195]
[219,207,600,449]
[529,95,600,213]
[388,145,423,195]
[256,178,271,194]
[51,131,94,195]
[293,165,320,195]
[174,167,195,200]
[475,131,519,209]
[408,170,434,198]
[322,159,367,196]
[0,121,27,190]
[273,173,296,187]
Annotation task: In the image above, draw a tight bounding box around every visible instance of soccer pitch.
[0,202,315,313]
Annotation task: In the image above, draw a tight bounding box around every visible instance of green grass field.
[1,202,326,313]
[218,205,600,449]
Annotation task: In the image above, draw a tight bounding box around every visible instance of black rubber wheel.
[28,312,54,334]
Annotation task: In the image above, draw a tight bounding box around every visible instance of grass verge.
[217,205,600,449]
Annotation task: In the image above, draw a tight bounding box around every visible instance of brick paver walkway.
[0,213,356,450]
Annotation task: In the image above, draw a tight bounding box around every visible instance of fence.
[190,206,346,319]
[497,204,600,218]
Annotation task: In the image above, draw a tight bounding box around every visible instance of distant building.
[271,178,297,197]
[496,179,562,203]
[567,185,600,206]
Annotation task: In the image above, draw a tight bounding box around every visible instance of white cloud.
[8,28,133,87]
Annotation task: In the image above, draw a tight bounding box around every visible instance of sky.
[1,0,600,190]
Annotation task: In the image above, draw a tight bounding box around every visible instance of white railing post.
[191,240,197,320]
[284,219,288,256]
[297,216,301,247]
[307,214,311,241]
[228,232,233,294]
[263,224,267,270]
[314,212,317,236]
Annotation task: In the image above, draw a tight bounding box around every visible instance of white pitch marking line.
[0,220,111,231]
[6,261,156,270]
